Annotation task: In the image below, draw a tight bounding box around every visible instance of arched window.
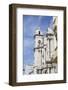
[38,49,40,52]
[38,40,41,46]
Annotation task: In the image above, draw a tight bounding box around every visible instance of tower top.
[35,27,43,35]
[47,28,54,34]
[46,28,54,38]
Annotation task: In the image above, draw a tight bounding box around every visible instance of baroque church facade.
[24,17,58,75]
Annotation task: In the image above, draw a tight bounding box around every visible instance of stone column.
[44,48,46,65]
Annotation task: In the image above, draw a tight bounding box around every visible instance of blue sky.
[23,15,53,65]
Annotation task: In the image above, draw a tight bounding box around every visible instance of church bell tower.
[34,27,44,74]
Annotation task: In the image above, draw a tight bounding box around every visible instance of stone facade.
[34,17,57,74]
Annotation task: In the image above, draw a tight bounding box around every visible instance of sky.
[23,15,53,65]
